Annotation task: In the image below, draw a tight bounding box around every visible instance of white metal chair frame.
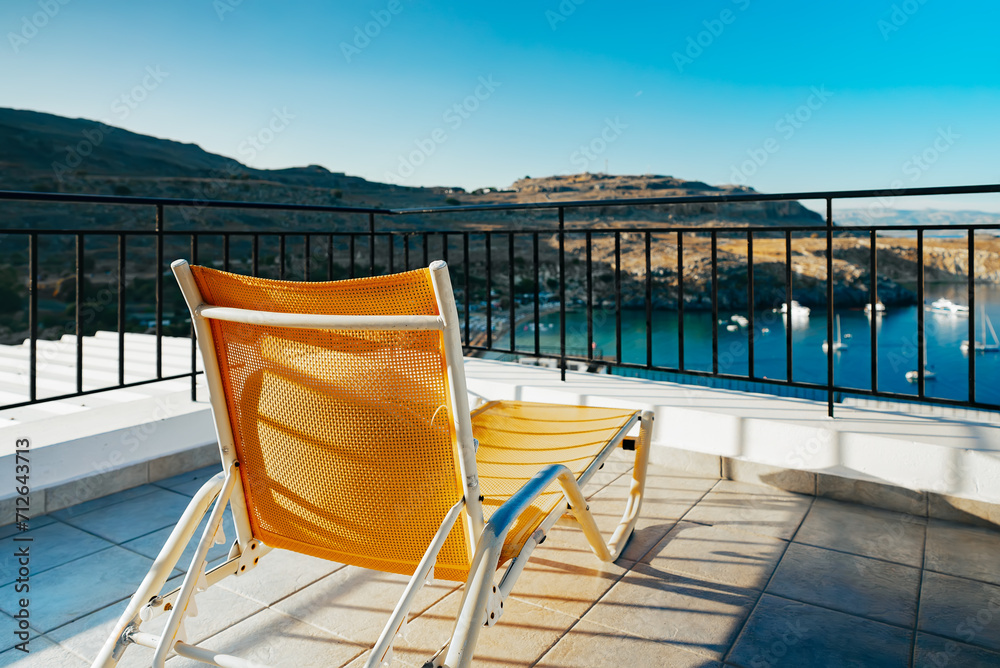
[92,259,653,668]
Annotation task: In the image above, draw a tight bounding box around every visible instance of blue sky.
[1,0,998,211]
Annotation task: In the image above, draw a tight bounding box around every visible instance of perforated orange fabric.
[190,266,471,581]
[472,401,639,566]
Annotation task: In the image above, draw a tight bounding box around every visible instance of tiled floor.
[3,456,1000,667]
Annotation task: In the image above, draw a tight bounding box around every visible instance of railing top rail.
[0,182,997,220]
[3,222,1000,236]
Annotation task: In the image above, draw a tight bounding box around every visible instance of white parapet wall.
[1,333,998,524]
[0,332,216,521]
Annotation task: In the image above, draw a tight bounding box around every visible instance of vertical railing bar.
[677,231,684,371]
[826,198,834,417]
[559,207,566,381]
[155,204,163,379]
[117,234,126,387]
[349,234,356,278]
[252,234,259,277]
[75,233,83,394]
[442,232,449,266]
[969,229,976,403]
[711,231,718,375]
[917,228,925,398]
[870,229,878,393]
[279,234,286,280]
[223,234,230,272]
[304,234,311,281]
[191,234,198,401]
[369,213,376,276]
[368,213,375,276]
[614,231,622,365]
[585,231,592,361]
[388,233,395,274]
[486,232,493,350]
[423,232,429,268]
[645,231,652,369]
[747,230,755,379]
[535,232,542,356]
[463,233,470,345]
[28,233,37,402]
[785,230,793,383]
[508,232,515,353]
[327,234,334,280]
[404,234,411,271]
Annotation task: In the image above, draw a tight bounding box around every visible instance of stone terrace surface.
[3,452,1000,668]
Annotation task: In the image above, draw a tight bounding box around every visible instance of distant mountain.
[835,208,1000,230]
[0,107,822,231]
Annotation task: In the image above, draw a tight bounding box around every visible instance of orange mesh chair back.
[189,266,471,581]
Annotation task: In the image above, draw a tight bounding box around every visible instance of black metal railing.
[2,182,1000,417]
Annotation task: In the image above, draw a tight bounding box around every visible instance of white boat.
[822,315,848,353]
[775,301,810,317]
[864,301,886,314]
[731,315,749,327]
[906,337,936,382]
[961,306,1000,353]
[905,368,936,382]
[926,298,969,316]
[726,323,739,332]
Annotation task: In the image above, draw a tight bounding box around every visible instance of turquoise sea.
[513,283,1000,407]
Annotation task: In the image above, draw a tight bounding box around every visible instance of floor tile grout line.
[789,538,924,571]
[760,590,915,633]
[527,559,637,667]
[174,564,353,650]
[36,553,237,641]
[631,480,719,564]
[720,494,816,665]
[46,483,167,521]
[911,628,1000,657]
[0,542,118,592]
[908,519,929,667]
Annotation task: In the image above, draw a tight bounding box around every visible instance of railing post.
[279,234,286,279]
[191,234,198,401]
[485,232,493,349]
[304,234,311,281]
[508,232,515,352]
[711,230,718,375]
[584,231,592,361]
[369,212,376,276]
[968,229,976,403]
[785,230,793,384]
[645,231,652,370]
[464,232,471,345]
[826,198,834,417]
[917,228,925,398]
[559,207,566,381]
[155,204,164,379]
[615,231,622,365]
[536,232,543,356]
[118,234,126,387]
[677,231,684,371]
[870,230,878,393]
[76,232,84,394]
[747,230,754,379]
[28,233,37,403]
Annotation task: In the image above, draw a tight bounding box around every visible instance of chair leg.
[605,409,653,559]
[152,466,238,668]
[91,472,227,668]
